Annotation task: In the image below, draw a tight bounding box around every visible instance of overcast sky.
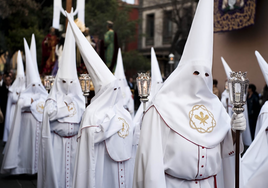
[123,0,135,4]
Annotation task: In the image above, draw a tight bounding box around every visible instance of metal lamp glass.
[228,71,249,114]
[79,74,91,104]
[227,71,249,188]
[136,72,151,112]
[44,75,55,91]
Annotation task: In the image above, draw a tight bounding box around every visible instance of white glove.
[63,94,73,105]
[32,94,40,101]
[231,113,246,132]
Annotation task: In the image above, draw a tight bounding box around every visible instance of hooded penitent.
[1,38,47,175]
[253,51,268,136]
[221,57,252,146]
[152,0,230,148]
[132,47,164,148]
[3,51,26,142]
[66,11,134,188]
[38,12,85,188]
[114,48,134,116]
[133,1,238,187]
[21,39,47,122]
[240,51,268,188]
[133,47,163,129]
[46,22,85,123]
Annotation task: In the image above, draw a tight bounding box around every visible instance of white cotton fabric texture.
[133,0,239,187]
[133,47,163,143]
[3,51,26,142]
[114,48,134,117]
[38,15,85,188]
[152,0,230,148]
[240,51,268,187]
[1,38,47,174]
[66,11,136,188]
[241,102,268,188]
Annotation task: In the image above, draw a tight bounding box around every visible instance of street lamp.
[136,72,151,113]
[168,53,174,74]
[228,71,249,188]
[79,74,91,105]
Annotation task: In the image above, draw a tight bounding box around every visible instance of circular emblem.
[67,103,76,117]
[117,117,129,138]
[189,105,216,133]
[36,101,45,114]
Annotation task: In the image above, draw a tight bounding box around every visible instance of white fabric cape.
[3,92,19,142]
[1,98,42,174]
[133,106,241,188]
[73,81,135,188]
[241,101,268,188]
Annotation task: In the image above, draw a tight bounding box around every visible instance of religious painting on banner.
[214,0,257,32]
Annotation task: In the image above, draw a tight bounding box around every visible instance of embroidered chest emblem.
[189,105,216,133]
[118,117,129,138]
[67,103,76,117]
[36,101,45,114]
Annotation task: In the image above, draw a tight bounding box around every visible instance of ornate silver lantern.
[44,75,55,92]
[79,74,91,104]
[136,72,151,112]
[228,71,249,188]
[228,71,249,114]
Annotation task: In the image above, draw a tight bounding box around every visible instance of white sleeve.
[72,127,96,188]
[241,113,268,187]
[221,128,244,158]
[133,107,167,188]
[46,100,70,121]
[21,97,32,110]
[10,92,19,103]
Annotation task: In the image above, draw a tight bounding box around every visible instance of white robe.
[241,102,268,188]
[38,99,81,188]
[3,91,19,142]
[133,106,237,188]
[1,96,42,174]
[73,127,137,188]
[72,98,136,188]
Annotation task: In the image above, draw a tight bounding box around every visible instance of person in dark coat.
[247,84,261,140]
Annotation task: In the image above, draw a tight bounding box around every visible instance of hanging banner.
[214,0,257,32]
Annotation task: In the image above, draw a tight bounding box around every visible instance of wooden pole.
[235,130,240,188]
[65,0,72,30]
[226,98,229,114]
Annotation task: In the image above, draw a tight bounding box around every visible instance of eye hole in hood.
[193,71,199,75]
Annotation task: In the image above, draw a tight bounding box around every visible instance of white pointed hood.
[24,39,41,87]
[47,11,85,123]
[133,47,163,134]
[114,48,128,87]
[30,34,40,78]
[114,48,134,115]
[152,0,230,148]
[66,11,133,162]
[65,12,115,94]
[221,57,232,79]
[21,38,48,122]
[150,47,163,99]
[255,51,268,86]
[9,51,25,93]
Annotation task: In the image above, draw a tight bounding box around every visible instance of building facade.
[138,0,197,76]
